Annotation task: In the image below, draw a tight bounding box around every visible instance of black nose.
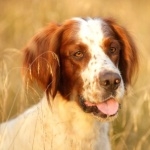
[100,71,121,91]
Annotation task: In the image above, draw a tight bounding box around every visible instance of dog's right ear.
[23,23,62,98]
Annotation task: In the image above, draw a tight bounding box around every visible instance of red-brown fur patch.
[104,19,138,86]
[23,23,61,98]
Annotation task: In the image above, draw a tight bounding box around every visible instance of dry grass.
[0,0,150,149]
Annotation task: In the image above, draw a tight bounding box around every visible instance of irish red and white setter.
[0,17,138,150]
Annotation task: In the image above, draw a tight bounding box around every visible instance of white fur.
[0,93,110,150]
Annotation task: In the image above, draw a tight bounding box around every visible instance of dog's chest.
[42,94,111,150]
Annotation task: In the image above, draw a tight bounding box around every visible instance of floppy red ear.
[105,19,138,86]
[23,23,62,98]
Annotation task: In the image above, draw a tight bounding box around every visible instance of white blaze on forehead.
[73,18,104,44]
[74,18,124,102]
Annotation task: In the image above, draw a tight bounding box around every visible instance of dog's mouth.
[79,96,120,120]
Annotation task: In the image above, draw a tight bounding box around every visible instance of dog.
[0,17,138,150]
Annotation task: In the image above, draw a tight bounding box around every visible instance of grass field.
[0,0,150,149]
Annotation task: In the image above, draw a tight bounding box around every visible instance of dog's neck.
[39,92,111,149]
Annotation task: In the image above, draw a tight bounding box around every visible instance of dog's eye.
[109,41,120,55]
[110,47,117,54]
[73,51,84,58]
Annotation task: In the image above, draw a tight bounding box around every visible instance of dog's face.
[23,18,138,121]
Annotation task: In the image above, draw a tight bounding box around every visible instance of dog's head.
[23,18,138,121]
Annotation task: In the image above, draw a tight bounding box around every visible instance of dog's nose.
[100,71,121,91]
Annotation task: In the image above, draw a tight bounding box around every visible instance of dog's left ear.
[23,23,63,98]
[105,19,138,87]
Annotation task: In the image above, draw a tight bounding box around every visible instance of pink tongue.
[85,99,119,116]
[96,99,119,115]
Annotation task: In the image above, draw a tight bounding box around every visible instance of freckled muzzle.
[78,71,122,120]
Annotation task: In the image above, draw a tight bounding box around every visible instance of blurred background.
[0,0,150,149]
